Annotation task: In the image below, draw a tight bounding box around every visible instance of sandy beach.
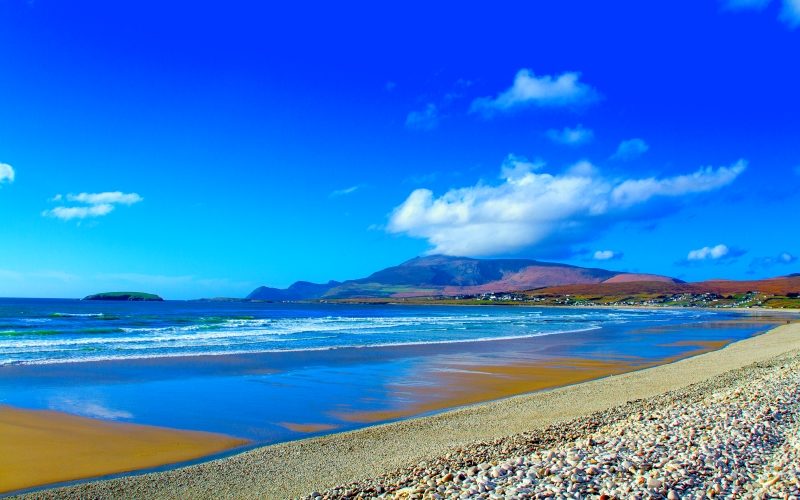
[12,319,798,499]
[0,406,247,495]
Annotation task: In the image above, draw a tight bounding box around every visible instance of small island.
[82,292,164,302]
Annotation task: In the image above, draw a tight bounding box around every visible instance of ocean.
[0,298,786,443]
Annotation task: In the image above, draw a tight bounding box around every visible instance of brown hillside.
[602,273,678,284]
[528,276,800,297]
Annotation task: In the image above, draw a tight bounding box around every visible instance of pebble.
[311,353,800,499]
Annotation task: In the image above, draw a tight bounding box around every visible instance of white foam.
[0,325,600,366]
[0,306,715,366]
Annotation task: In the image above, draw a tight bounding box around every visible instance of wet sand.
[0,406,247,494]
[335,341,729,423]
[18,321,800,499]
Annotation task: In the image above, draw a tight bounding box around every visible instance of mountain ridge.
[246,255,681,301]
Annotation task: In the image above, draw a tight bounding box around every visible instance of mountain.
[246,255,680,301]
[246,280,341,301]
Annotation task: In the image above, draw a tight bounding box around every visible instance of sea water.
[0,298,732,365]
[0,298,786,443]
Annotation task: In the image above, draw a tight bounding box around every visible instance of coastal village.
[431,291,800,309]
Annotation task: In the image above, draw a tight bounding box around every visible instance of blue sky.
[1,0,799,298]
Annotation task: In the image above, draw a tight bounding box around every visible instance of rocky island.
[82,292,164,302]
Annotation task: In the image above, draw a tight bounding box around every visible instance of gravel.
[312,352,800,499]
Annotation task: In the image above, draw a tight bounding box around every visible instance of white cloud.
[546,125,594,146]
[781,0,800,27]
[593,250,622,261]
[687,244,731,261]
[44,204,115,220]
[388,158,746,256]
[68,191,143,205]
[405,103,439,130]
[0,163,14,184]
[470,69,598,114]
[611,160,746,207]
[330,185,361,198]
[611,138,649,161]
[723,0,771,10]
[44,191,143,221]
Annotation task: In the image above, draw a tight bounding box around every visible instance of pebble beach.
[16,321,800,500]
[313,351,800,499]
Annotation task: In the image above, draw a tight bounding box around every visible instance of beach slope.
[17,321,799,499]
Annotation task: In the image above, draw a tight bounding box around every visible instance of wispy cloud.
[404,78,473,131]
[593,250,622,261]
[611,160,746,207]
[67,192,142,205]
[470,69,598,115]
[0,268,79,282]
[781,0,800,27]
[750,251,798,270]
[404,172,439,185]
[405,103,439,131]
[96,272,241,290]
[329,185,363,198]
[43,191,143,221]
[45,204,115,220]
[772,251,796,264]
[611,138,649,161]
[546,125,594,146]
[500,154,543,180]
[0,163,14,184]
[722,0,771,10]
[388,157,746,256]
[722,0,800,28]
[0,269,252,300]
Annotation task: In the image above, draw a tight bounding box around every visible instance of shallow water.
[0,299,787,444]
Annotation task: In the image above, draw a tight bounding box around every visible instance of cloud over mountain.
[593,250,622,261]
[388,159,747,256]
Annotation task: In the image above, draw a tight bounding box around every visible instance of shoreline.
[15,320,800,499]
[318,339,800,498]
